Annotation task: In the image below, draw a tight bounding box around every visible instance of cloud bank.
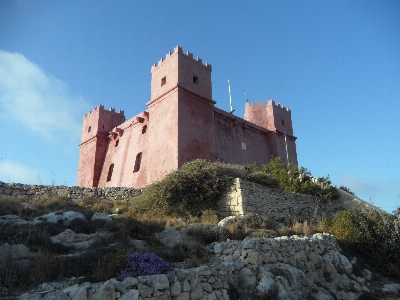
[0,50,89,142]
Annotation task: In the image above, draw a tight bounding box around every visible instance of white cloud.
[0,50,89,142]
[0,161,42,184]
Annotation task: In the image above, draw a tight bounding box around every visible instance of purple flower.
[117,253,174,280]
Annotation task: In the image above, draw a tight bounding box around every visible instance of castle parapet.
[268,99,291,112]
[84,104,124,119]
[151,45,212,72]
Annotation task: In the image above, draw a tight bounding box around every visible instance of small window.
[133,152,142,173]
[161,76,166,86]
[193,76,199,84]
[282,120,285,126]
[106,164,114,182]
[103,124,104,129]
[142,125,147,134]
[241,142,246,150]
[88,126,91,133]
[115,140,119,147]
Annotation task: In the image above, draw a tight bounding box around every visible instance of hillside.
[1,159,400,299]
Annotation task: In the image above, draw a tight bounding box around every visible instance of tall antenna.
[244,91,249,103]
[228,78,235,114]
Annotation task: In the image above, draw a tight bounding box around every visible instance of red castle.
[77,46,298,188]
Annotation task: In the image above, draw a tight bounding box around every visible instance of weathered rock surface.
[16,233,398,300]
[32,211,87,226]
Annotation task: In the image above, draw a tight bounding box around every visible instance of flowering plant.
[117,253,174,280]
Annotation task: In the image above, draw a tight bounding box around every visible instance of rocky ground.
[1,210,400,300]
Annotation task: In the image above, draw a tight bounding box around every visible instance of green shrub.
[320,209,400,279]
[250,157,340,200]
[339,185,355,195]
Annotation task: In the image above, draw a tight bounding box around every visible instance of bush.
[320,209,400,279]
[117,253,174,280]
[249,157,340,200]
[339,185,355,195]
[226,213,277,240]
[0,195,25,216]
[186,223,229,244]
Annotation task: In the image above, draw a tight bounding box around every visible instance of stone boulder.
[50,229,111,250]
[155,227,183,248]
[91,212,112,223]
[218,216,236,227]
[32,211,87,226]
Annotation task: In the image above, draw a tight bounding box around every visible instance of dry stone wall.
[1,178,345,223]
[218,178,344,223]
[0,181,142,202]
[18,234,383,300]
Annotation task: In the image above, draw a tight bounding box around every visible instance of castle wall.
[245,100,298,166]
[146,90,180,184]
[77,106,125,187]
[218,178,344,224]
[77,138,99,187]
[214,108,273,166]
[177,90,216,166]
[97,114,149,188]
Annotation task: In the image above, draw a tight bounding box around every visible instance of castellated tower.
[77,105,125,187]
[244,100,298,165]
[145,46,216,183]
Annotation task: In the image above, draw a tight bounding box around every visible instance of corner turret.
[244,100,297,165]
[77,105,125,187]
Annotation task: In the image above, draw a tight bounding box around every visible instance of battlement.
[246,101,267,109]
[268,99,291,112]
[151,45,212,72]
[84,104,124,118]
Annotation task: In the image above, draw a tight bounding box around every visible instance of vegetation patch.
[320,209,400,279]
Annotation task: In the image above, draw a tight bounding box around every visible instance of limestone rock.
[256,269,275,296]
[323,251,352,274]
[90,212,112,222]
[119,289,139,300]
[19,294,43,300]
[218,216,236,227]
[88,281,116,300]
[50,229,110,250]
[32,211,86,226]
[155,227,183,248]
[43,290,70,300]
[382,284,399,294]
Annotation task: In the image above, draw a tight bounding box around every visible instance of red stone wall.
[214,108,273,166]
[177,90,215,167]
[77,105,125,187]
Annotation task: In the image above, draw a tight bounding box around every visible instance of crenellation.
[246,101,267,108]
[186,51,193,59]
[152,45,212,72]
[270,99,291,112]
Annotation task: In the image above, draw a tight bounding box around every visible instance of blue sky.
[0,1,399,212]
